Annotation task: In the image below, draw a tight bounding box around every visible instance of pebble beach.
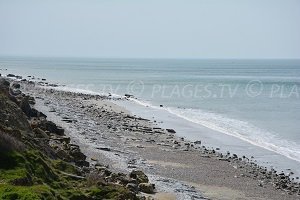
[13,75,300,200]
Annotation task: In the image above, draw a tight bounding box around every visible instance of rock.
[38,120,64,136]
[39,120,57,132]
[10,89,22,96]
[97,147,111,151]
[28,97,35,105]
[138,183,155,194]
[218,158,230,162]
[7,74,16,77]
[125,94,134,98]
[0,78,10,94]
[33,128,49,139]
[11,82,21,89]
[0,93,32,133]
[201,155,210,158]
[159,105,163,107]
[30,108,47,118]
[166,129,176,133]
[20,97,32,117]
[91,157,98,161]
[53,136,71,143]
[70,148,87,161]
[194,140,201,145]
[56,127,65,136]
[75,160,89,167]
[126,183,139,193]
[129,170,149,184]
[56,149,72,161]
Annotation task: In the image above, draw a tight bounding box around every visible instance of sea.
[1,57,299,177]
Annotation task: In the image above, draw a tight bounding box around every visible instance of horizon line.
[0,54,300,60]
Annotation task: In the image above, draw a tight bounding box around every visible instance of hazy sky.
[0,0,300,59]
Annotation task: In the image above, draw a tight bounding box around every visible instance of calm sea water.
[1,57,300,173]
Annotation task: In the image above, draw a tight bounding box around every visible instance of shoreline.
[4,73,298,199]
[1,76,159,199]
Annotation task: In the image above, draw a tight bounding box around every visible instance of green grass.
[0,184,56,200]
[0,150,135,199]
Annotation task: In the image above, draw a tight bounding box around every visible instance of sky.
[0,0,300,59]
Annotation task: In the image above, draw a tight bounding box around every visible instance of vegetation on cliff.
[0,78,140,200]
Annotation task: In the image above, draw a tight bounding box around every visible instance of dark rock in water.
[125,94,134,98]
[42,78,46,81]
[138,183,155,194]
[160,104,163,107]
[7,74,16,77]
[129,170,149,184]
[166,128,176,133]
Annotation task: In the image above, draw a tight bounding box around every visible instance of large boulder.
[38,120,64,135]
[11,82,21,89]
[0,78,10,95]
[129,170,149,184]
[138,183,155,194]
[7,74,16,78]
[0,93,32,135]
[70,147,87,161]
[20,97,32,117]
[33,128,49,139]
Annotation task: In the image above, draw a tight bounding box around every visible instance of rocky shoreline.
[1,73,300,200]
[0,76,158,200]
